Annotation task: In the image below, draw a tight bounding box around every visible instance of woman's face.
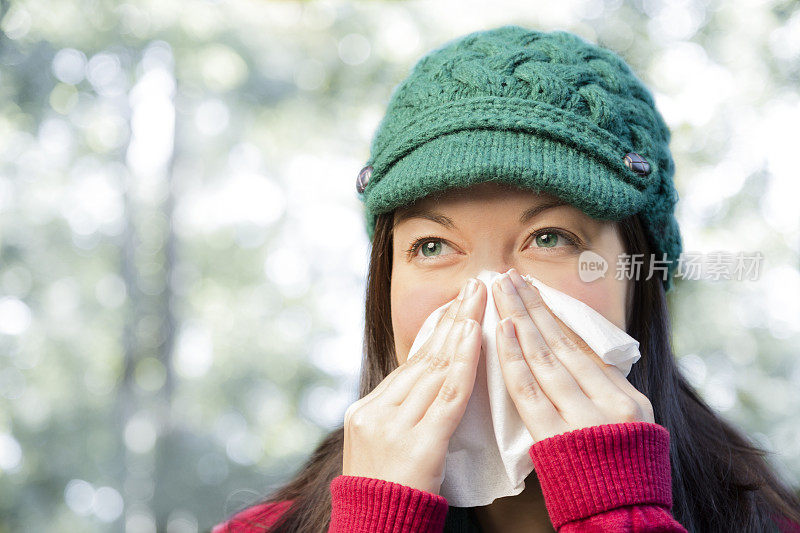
[390,182,631,365]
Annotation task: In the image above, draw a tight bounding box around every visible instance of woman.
[212,26,800,532]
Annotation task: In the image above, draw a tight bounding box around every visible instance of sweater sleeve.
[212,421,686,532]
[776,514,800,533]
[328,475,449,532]
[211,500,294,532]
[210,478,449,533]
[528,420,687,532]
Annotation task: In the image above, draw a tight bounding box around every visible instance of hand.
[491,268,655,444]
[342,277,487,494]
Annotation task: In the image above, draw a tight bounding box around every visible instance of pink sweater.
[212,421,799,532]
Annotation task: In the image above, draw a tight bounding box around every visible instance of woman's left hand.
[491,268,656,444]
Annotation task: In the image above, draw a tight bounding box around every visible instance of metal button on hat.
[623,152,651,176]
[356,165,372,193]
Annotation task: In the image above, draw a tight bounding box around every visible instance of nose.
[482,264,516,276]
[468,260,519,279]
[472,245,525,277]
[454,263,520,295]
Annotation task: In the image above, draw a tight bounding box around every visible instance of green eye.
[407,238,457,262]
[420,241,442,257]
[535,233,559,248]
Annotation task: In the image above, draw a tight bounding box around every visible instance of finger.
[362,296,462,407]
[547,311,649,404]
[507,268,629,404]
[394,278,486,413]
[545,311,654,421]
[550,312,625,375]
[406,280,470,363]
[399,317,479,426]
[379,278,481,406]
[492,273,593,415]
[495,317,566,441]
[416,317,482,434]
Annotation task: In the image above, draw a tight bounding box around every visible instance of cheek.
[539,270,627,330]
[391,284,453,362]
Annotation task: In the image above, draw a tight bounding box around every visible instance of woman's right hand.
[342,277,487,495]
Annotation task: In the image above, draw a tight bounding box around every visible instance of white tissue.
[406,269,641,507]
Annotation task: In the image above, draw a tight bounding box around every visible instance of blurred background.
[0,0,798,531]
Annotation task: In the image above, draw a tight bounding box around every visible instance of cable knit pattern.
[357,25,682,291]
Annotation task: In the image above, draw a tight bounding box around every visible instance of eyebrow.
[394,198,568,229]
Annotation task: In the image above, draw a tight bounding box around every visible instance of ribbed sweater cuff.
[329,475,449,532]
[528,421,673,530]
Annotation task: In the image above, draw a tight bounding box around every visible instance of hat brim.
[363,128,646,235]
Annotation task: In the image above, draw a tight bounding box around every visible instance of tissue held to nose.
[408,270,640,376]
[406,269,641,507]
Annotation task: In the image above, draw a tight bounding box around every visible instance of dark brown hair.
[225,208,800,532]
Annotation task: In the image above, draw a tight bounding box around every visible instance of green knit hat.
[356,25,682,291]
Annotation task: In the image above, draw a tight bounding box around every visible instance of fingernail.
[500,318,516,337]
[508,268,526,289]
[457,282,467,300]
[462,319,475,335]
[464,278,478,297]
[498,274,517,294]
